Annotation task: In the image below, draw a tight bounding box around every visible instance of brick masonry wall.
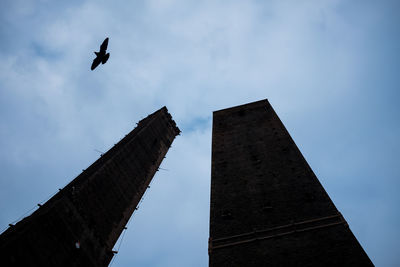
[0,106,180,267]
[209,99,373,266]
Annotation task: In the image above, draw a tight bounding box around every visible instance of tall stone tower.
[0,107,180,267]
[209,99,373,266]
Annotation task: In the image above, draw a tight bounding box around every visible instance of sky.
[0,0,399,266]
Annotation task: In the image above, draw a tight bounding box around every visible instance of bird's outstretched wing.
[100,38,109,52]
[91,56,102,70]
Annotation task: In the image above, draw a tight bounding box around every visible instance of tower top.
[213,99,269,114]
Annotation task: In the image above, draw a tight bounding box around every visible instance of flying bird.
[91,37,110,70]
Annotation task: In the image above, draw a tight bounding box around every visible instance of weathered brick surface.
[0,106,180,267]
[209,99,373,266]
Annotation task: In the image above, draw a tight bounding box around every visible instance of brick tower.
[0,106,180,267]
[209,99,373,266]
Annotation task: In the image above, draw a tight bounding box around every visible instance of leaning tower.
[0,106,180,267]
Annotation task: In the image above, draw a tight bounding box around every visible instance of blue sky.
[0,0,399,266]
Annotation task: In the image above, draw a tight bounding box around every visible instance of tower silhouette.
[0,106,180,266]
[209,99,373,266]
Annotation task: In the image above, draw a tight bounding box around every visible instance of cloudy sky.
[0,0,399,266]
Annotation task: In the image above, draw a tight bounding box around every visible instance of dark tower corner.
[0,106,180,267]
[209,99,373,266]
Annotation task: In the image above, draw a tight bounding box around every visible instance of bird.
[91,37,110,70]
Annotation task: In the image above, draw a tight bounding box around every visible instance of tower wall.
[0,107,180,267]
[209,99,373,266]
